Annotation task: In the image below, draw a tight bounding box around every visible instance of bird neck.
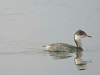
[74,34,83,48]
[74,39,83,48]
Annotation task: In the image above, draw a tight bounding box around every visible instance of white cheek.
[75,35,81,40]
[46,45,50,48]
[45,45,50,50]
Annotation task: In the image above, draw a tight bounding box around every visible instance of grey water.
[0,0,100,75]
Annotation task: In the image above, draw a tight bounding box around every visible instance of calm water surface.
[0,0,100,75]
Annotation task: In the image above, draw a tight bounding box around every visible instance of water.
[0,0,100,75]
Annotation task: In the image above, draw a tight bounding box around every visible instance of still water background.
[0,0,100,75]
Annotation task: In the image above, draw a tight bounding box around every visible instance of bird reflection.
[44,50,92,70]
[45,51,72,59]
[74,52,87,70]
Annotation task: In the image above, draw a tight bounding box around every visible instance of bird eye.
[83,33,85,35]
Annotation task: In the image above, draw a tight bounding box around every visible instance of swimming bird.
[43,30,92,52]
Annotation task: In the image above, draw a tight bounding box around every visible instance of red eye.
[83,33,85,35]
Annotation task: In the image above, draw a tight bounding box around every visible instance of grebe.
[43,30,92,52]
